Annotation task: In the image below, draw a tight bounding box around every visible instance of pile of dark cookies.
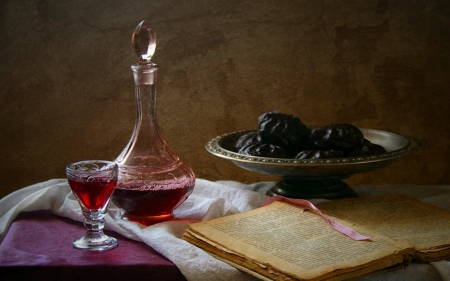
[235,111,387,159]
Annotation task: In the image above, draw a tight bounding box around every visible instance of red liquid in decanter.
[112,161,196,225]
[113,180,194,225]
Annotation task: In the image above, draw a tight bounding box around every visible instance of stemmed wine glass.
[66,160,119,251]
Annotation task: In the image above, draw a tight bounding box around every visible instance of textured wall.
[1,0,449,198]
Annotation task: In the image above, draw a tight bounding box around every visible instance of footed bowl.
[205,128,420,199]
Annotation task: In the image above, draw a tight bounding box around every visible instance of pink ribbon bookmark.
[264,196,371,241]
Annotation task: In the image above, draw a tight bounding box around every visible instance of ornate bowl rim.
[205,128,420,167]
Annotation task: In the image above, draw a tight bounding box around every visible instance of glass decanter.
[112,20,195,226]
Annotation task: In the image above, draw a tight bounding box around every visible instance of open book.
[183,194,450,281]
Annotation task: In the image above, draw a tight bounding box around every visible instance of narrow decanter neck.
[115,63,179,168]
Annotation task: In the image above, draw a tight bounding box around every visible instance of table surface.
[0,210,187,281]
[1,182,450,281]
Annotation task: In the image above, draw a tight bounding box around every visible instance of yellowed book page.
[317,194,450,257]
[184,231,411,281]
[185,201,412,281]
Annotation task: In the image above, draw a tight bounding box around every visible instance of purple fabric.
[0,210,187,281]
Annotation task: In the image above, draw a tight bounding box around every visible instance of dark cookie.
[238,142,288,158]
[235,131,264,150]
[257,111,310,156]
[306,123,364,155]
[295,150,345,159]
[348,139,387,156]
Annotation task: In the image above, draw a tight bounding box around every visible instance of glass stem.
[83,210,107,241]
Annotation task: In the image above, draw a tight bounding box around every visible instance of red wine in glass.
[66,160,119,251]
[69,176,116,210]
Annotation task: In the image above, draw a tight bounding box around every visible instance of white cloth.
[0,179,449,281]
[0,179,267,281]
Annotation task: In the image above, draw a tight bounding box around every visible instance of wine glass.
[66,160,119,251]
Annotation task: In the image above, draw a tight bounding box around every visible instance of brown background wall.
[1,0,449,199]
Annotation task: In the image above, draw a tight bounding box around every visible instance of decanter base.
[121,213,175,226]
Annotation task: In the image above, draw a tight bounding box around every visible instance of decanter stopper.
[132,20,157,63]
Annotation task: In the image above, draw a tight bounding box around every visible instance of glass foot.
[72,234,118,251]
